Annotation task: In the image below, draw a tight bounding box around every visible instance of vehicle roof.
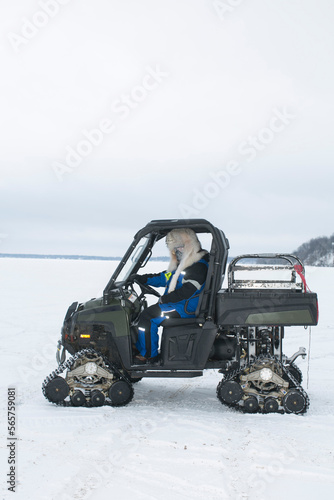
[134,219,224,239]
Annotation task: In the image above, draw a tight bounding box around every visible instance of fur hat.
[165,228,207,292]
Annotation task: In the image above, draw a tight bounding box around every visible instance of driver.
[133,228,209,364]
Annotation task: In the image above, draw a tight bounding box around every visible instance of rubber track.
[42,348,134,407]
[217,356,310,415]
[287,362,303,383]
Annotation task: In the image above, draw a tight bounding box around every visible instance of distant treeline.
[2,239,333,267]
[294,234,334,266]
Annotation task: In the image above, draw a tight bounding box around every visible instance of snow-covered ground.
[1,258,333,500]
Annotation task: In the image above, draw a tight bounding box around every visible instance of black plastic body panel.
[161,321,217,370]
[216,290,318,326]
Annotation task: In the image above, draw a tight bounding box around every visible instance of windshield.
[115,235,151,283]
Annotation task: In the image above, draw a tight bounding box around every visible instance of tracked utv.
[43,219,318,414]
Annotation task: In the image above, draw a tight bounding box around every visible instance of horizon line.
[0,252,170,261]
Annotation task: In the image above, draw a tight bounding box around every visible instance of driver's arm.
[134,272,169,288]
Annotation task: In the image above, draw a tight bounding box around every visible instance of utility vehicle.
[43,219,318,414]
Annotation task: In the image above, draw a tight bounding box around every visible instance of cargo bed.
[216,254,318,326]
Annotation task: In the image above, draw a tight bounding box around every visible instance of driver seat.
[162,241,226,328]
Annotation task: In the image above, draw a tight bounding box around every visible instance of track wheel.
[91,390,105,407]
[217,380,244,405]
[264,397,279,413]
[243,395,259,413]
[44,377,69,403]
[71,390,87,407]
[283,389,307,414]
[108,380,133,407]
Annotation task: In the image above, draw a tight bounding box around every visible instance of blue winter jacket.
[144,254,209,317]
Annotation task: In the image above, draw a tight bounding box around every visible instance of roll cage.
[103,219,230,320]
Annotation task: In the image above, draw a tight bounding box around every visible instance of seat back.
[195,237,228,320]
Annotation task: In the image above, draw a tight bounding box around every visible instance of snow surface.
[1,258,333,500]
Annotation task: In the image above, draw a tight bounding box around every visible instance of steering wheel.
[132,277,161,298]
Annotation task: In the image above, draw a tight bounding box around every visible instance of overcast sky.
[0,0,333,257]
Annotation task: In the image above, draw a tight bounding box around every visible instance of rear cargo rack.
[228,254,306,292]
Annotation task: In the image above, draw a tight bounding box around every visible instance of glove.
[130,274,147,284]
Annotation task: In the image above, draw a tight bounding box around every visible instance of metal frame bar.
[228,254,306,292]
